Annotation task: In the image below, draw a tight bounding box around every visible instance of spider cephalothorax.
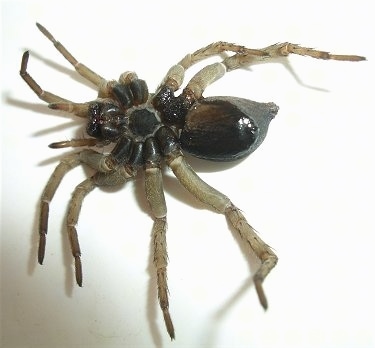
[20,23,365,339]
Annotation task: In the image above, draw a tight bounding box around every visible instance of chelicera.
[20,23,365,339]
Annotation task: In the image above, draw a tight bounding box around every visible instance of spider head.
[86,100,127,141]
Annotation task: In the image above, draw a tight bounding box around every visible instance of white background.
[1,1,374,347]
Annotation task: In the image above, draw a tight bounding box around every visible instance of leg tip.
[255,279,268,310]
[163,310,175,340]
[75,256,83,287]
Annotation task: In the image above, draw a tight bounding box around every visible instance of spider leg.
[168,154,277,309]
[223,42,366,71]
[151,218,174,339]
[21,51,98,118]
[66,178,96,286]
[38,153,82,264]
[21,51,94,118]
[21,24,110,107]
[158,42,267,92]
[38,150,104,265]
[260,42,366,61]
[36,23,106,87]
[178,42,267,69]
[144,139,175,339]
[20,51,71,104]
[38,149,135,285]
[48,138,100,149]
[183,43,365,100]
[158,41,365,100]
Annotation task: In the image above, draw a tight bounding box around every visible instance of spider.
[20,23,365,339]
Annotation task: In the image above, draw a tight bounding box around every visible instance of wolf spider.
[20,23,365,339]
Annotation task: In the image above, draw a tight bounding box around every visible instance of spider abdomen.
[180,97,279,161]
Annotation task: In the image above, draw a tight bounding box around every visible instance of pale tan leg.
[225,205,277,309]
[38,150,113,265]
[159,41,365,99]
[145,167,175,339]
[223,42,366,71]
[38,148,135,283]
[168,155,277,309]
[152,217,174,339]
[66,178,96,286]
[20,51,71,104]
[20,51,96,118]
[66,166,136,286]
[48,138,99,149]
[21,24,110,112]
[20,50,91,117]
[158,42,267,92]
[38,153,82,264]
[36,23,105,87]
[261,42,366,61]
[178,42,267,69]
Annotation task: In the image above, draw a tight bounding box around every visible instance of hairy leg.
[38,149,135,283]
[168,154,277,309]
[145,164,175,339]
[36,23,105,87]
[158,41,365,99]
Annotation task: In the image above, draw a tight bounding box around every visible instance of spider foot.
[254,277,268,310]
[38,200,49,264]
[38,233,46,265]
[75,255,83,287]
[163,309,175,340]
[225,203,277,309]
